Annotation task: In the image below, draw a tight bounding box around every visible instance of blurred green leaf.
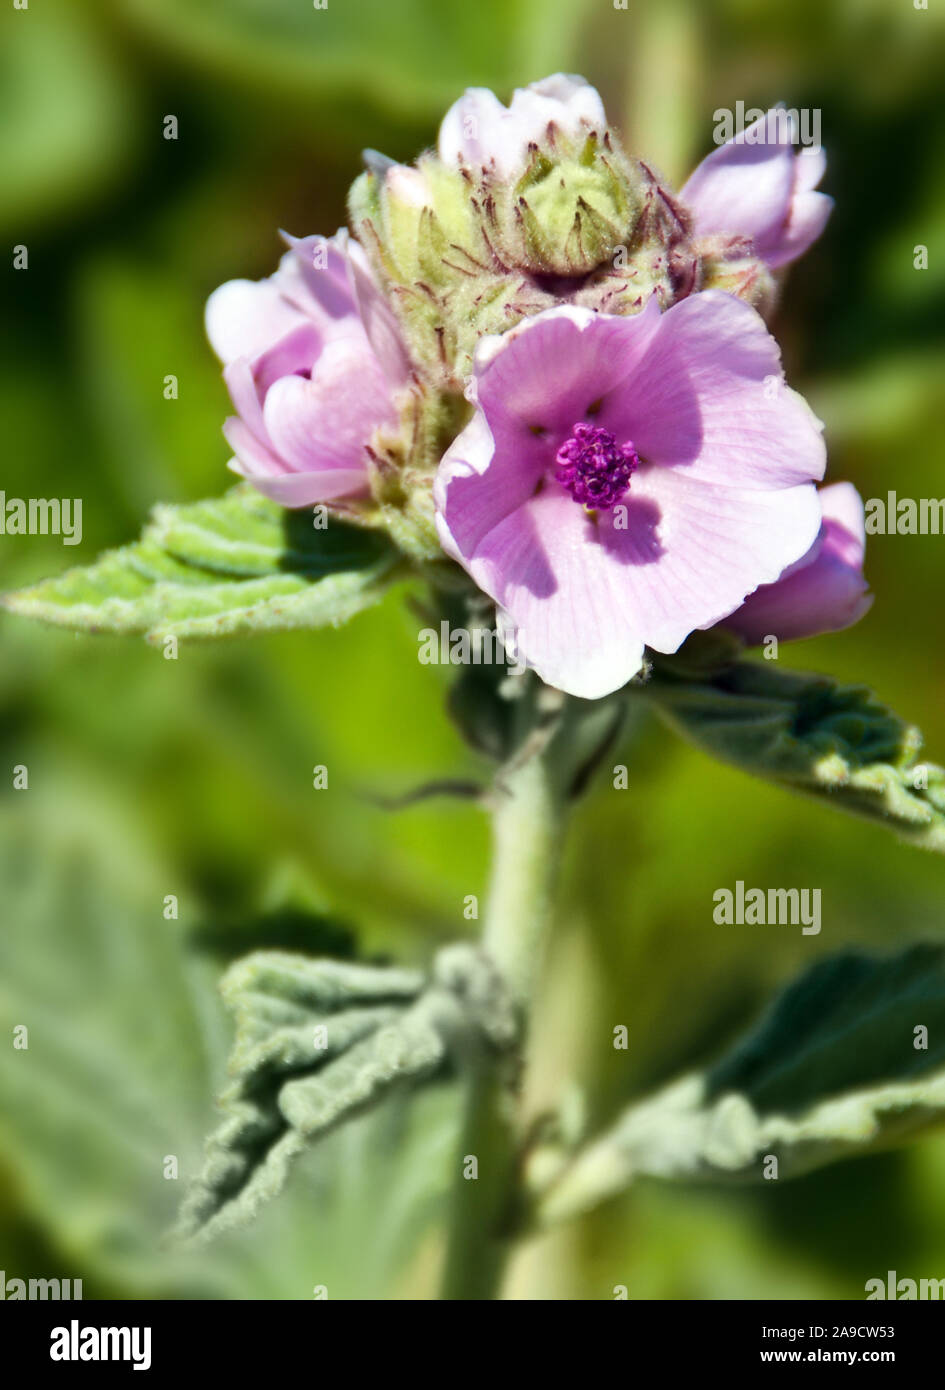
[0,5,136,231]
[536,944,945,1225]
[3,485,403,642]
[121,0,594,123]
[642,660,945,851]
[0,790,235,1295]
[707,943,945,1109]
[0,788,462,1298]
[74,257,237,515]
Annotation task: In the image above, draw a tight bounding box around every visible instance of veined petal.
[261,337,391,482]
[277,231,359,329]
[598,290,827,490]
[459,474,820,696]
[474,491,647,698]
[682,108,832,269]
[475,302,662,440]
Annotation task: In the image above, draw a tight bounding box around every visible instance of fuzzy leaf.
[535,945,945,1226]
[2,485,401,641]
[643,660,945,850]
[177,944,517,1243]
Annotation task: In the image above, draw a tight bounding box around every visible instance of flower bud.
[488,132,639,277]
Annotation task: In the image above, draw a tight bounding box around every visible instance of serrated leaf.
[2,485,402,641]
[535,945,945,1226]
[643,660,945,850]
[176,944,517,1244]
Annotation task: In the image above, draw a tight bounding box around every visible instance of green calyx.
[498,133,636,276]
[348,156,489,389]
[347,127,702,391]
[359,377,471,562]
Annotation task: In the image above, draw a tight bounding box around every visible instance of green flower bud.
[347,90,704,389]
[489,131,638,277]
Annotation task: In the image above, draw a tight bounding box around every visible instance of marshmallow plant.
[8,76,945,1300]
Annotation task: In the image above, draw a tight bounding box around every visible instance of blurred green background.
[2,0,945,1300]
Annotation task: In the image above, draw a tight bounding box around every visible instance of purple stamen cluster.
[554,422,638,510]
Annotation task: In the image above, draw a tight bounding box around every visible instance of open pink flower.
[681,109,832,270]
[723,482,872,644]
[434,290,827,698]
[205,231,408,506]
[437,74,607,176]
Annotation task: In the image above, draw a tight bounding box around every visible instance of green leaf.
[642,659,945,850]
[177,943,517,1244]
[534,945,945,1227]
[2,485,402,642]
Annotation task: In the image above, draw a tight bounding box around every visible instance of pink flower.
[434,290,827,699]
[437,74,607,176]
[723,482,872,644]
[205,231,409,506]
[681,109,832,270]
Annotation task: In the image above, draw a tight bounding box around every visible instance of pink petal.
[435,306,660,563]
[344,234,411,386]
[794,145,826,194]
[250,322,323,399]
[223,416,290,477]
[227,458,367,506]
[461,472,819,697]
[205,278,308,365]
[600,290,826,491]
[435,410,543,565]
[438,87,509,170]
[820,480,866,563]
[475,303,661,438]
[222,358,268,442]
[766,190,833,270]
[277,231,359,330]
[682,109,832,268]
[470,490,648,698]
[505,73,607,142]
[438,75,606,178]
[261,337,392,481]
[604,469,822,652]
[681,110,796,250]
[435,296,829,697]
[724,482,872,643]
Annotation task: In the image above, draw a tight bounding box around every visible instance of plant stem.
[440,750,566,1299]
[484,752,564,1006]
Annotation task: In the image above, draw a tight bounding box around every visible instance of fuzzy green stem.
[483,753,564,1006]
[440,752,566,1299]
